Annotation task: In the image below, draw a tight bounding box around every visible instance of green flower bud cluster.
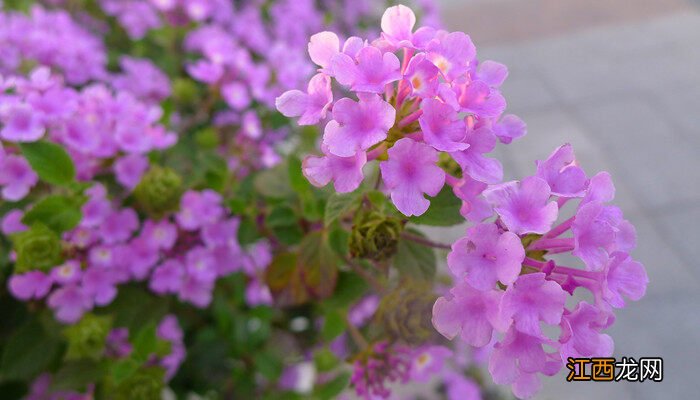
[349,210,404,261]
[375,280,436,345]
[63,313,112,361]
[134,166,183,219]
[12,224,63,274]
[112,367,165,400]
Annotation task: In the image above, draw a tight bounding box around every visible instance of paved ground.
[435,0,700,398]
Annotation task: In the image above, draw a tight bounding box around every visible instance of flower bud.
[12,224,63,274]
[134,166,183,219]
[172,78,199,105]
[349,211,404,261]
[113,367,165,400]
[63,313,112,361]
[375,280,436,345]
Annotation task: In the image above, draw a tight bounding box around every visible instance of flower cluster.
[280,5,647,399]
[6,184,273,323]
[432,145,648,398]
[278,4,523,216]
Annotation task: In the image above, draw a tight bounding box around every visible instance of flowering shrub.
[0,1,647,400]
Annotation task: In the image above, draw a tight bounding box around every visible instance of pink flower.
[477,60,509,87]
[0,155,38,201]
[176,190,224,231]
[492,114,527,144]
[450,126,503,184]
[302,145,367,193]
[2,209,28,235]
[47,285,93,324]
[456,80,506,118]
[427,31,475,81]
[572,202,636,271]
[178,275,213,307]
[114,154,149,190]
[452,175,492,222]
[448,223,525,290]
[380,4,416,48]
[380,138,445,216]
[0,103,45,142]
[602,251,648,308]
[432,280,505,347]
[275,73,333,125]
[82,267,118,306]
[501,273,567,337]
[410,345,452,382]
[221,81,250,111]
[484,177,559,235]
[244,279,273,307]
[149,260,184,295]
[419,98,468,152]
[99,208,139,244]
[185,246,217,283]
[582,171,615,206]
[51,260,82,285]
[308,31,340,71]
[536,144,588,198]
[141,220,178,250]
[8,271,53,300]
[559,302,614,360]
[332,46,401,93]
[404,54,440,97]
[322,94,395,157]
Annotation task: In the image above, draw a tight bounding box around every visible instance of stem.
[528,237,574,251]
[346,319,369,349]
[367,143,387,161]
[398,109,423,128]
[401,232,452,250]
[346,258,385,294]
[445,174,460,187]
[543,216,575,239]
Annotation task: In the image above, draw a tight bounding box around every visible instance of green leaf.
[313,348,339,372]
[50,360,107,392]
[111,358,140,385]
[299,232,338,299]
[288,155,311,195]
[0,319,62,380]
[327,226,350,257]
[254,162,293,199]
[99,286,168,333]
[325,271,366,309]
[253,351,283,380]
[394,229,437,280]
[266,206,299,227]
[21,195,82,233]
[314,372,350,400]
[324,192,360,227]
[20,141,75,185]
[321,309,346,341]
[132,324,158,362]
[409,186,462,226]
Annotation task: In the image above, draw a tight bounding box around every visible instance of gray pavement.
[436,1,700,398]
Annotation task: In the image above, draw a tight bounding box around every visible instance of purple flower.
[427,31,475,81]
[82,267,118,306]
[488,328,561,399]
[112,56,170,102]
[114,154,149,189]
[51,260,82,285]
[432,280,505,347]
[409,345,452,382]
[105,328,133,358]
[448,223,525,290]
[501,273,567,337]
[444,371,482,400]
[404,53,440,97]
[602,251,648,308]
[0,103,45,142]
[149,260,184,294]
[221,81,250,111]
[276,73,333,125]
[452,175,492,222]
[379,4,417,49]
[141,220,178,250]
[322,94,395,157]
[125,238,160,279]
[492,114,526,144]
[308,31,340,71]
[178,275,213,307]
[572,202,636,271]
[8,271,53,300]
[245,279,273,307]
[99,208,139,243]
[582,171,615,206]
[456,80,506,118]
[47,285,93,324]
[185,246,217,283]
[302,145,367,193]
[2,209,28,234]
[477,60,509,87]
[0,154,38,201]
[176,190,224,231]
[332,46,401,93]
[536,144,588,198]
[559,302,613,360]
[450,126,503,184]
[186,60,223,84]
[419,98,468,152]
[484,177,559,235]
[380,138,445,216]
